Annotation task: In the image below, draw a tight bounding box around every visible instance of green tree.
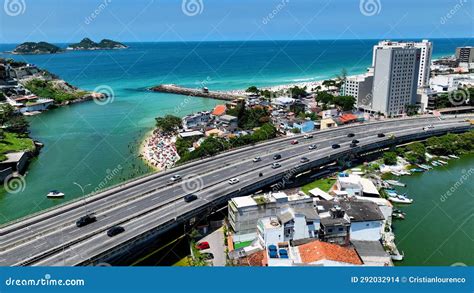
[405,142,426,163]
[383,151,397,165]
[315,91,334,106]
[333,95,356,111]
[155,115,182,133]
[245,86,259,94]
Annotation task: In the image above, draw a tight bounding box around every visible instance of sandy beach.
[140,129,180,172]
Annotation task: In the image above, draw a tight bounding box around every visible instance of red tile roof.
[212,104,226,116]
[298,240,362,265]
[339,114,358,123]
[239,251,267,266]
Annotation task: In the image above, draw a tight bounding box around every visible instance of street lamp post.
[73,182,92,214]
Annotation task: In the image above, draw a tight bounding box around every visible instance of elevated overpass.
[0,116,471,266]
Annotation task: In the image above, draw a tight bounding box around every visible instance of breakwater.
[150,84,245,101]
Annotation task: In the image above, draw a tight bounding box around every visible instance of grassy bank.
[0,132,35,161]
[301,178,336,194]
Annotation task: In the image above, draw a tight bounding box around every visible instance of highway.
[0,116,471,266]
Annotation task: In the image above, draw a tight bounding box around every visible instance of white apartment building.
[343,69,374,108]
[372,43,421,116]
[373,40,432,88]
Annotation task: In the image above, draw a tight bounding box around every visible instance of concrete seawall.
[149,84,245,101]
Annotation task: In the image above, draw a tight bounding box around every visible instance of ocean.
[0,39,473,265]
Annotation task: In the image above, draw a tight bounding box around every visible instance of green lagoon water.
[392,154,474,266]
[0,40,473,265]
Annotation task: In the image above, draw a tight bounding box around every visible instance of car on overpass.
[273,154,282,160]
[76,214,96,228]
[107,226,125,237]
[184,194,198,203]
[332,144,340,149]
[300,157,309,163]
[253,157,261,162]
[347,133,355,137]
[377,133,385,137]
[291,139,298,145]
[303,134,313,139]
[308,144,317,150]
[272,162,281,169]
[228,178,239,185]
[170,175,182,183]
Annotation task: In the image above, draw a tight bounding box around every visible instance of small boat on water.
[431,161,440,166]
[449,155,460,159]
[409,168,424,173]
[399,170,411,175]
[388,194,413,204]
[438,160,448,165]
[47,190,65,198]
[385,180,406,187]
[390,250,404,261]
[393,209,405,215]
[390,171,402,176]
[417,164,432,170]
[392,212,405,219]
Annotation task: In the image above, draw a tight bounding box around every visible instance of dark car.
[300,157,309,163]
[76,214,96,228]
[332,144,340,149]
[273,154,282,160]
[377,133,385,137]
[347,133,355,137]
[184,194,198,203]
[202,252,214,260]
[352,139,359,144]
[107,226,125,237]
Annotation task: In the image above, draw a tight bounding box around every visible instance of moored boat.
[47,190,65,198]
[449,155,459,159]
[385,180,406,187]
[388,194,413,204]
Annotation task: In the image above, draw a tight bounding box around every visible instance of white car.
[170,175,182,182]
[304,134,313,139]
[272,163,281,169]
[308,144,317,150]
[228,178,239,185]
[253,157,261,162]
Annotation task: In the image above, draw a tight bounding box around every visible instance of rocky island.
[66,38,128,51]
[12,42,62,55]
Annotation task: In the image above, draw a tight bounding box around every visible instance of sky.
[0,0,473,43]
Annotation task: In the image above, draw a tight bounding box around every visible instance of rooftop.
[211,104,226,116]
[317,200,385,222]
[297,240,363,265]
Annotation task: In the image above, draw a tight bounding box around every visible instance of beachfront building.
[334,173,380,197]
[6,95,54,113]
[371,42,421,116]
[216,114,238,131]
[455,46,474,69]
[181,111,212,131]
[228,192,315,242]
[343,71,374,109]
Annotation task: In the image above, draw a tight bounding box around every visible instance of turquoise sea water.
[0,39,472,227]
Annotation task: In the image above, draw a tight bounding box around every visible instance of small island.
[66,38,128,51]
[12,42,62,55]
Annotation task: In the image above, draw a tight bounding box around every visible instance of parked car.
[196,241,210,250]
[107,226,125,237]
[253,157,261,162]
[308,144,317,150]
[347,133,355,137]
[290,139,298,145]
[377,133,385,137]
[228,178,239,185]
[272,162,281,169]
[300,157,309,163]
[202,252,214,260]
[273,154,281,160]
[303,134,313,139]
[184,194,198,203]
[76,213,96,228]
[170,175,182,183]
[332,144,340,149]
